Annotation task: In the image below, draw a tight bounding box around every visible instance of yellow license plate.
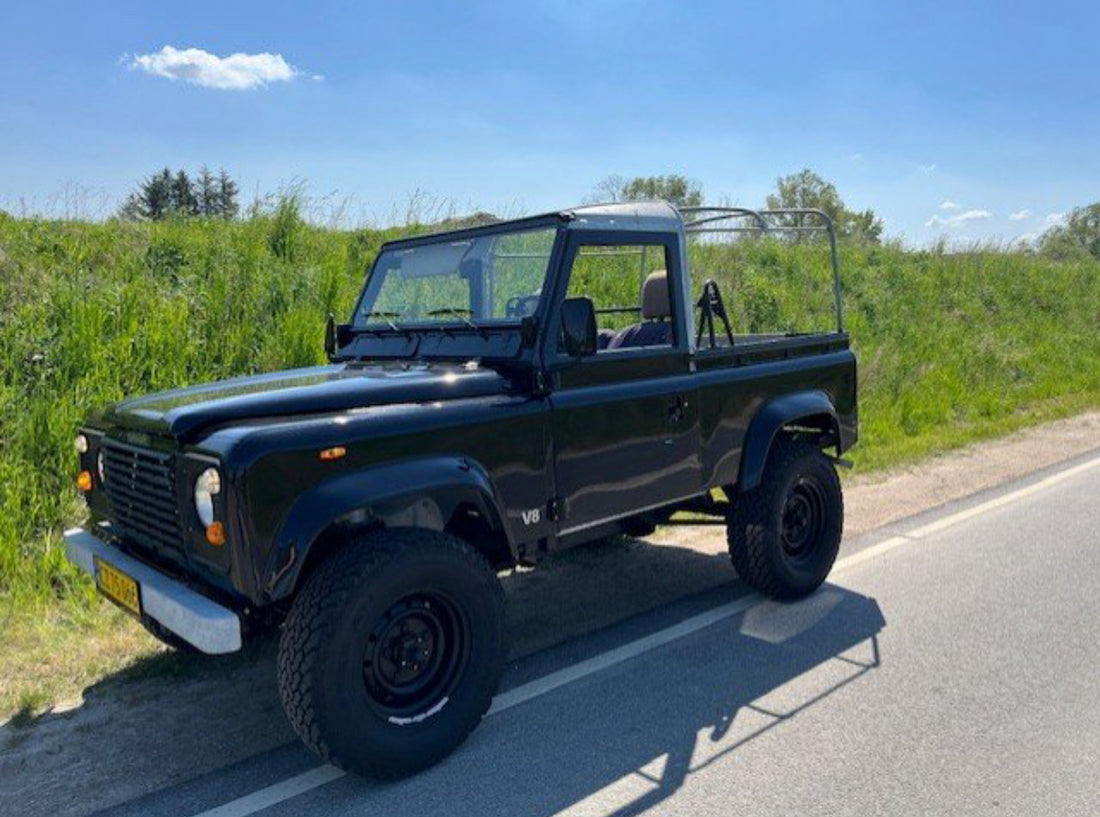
[95,557,142,617]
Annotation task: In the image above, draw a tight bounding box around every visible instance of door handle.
[667,395,687,424]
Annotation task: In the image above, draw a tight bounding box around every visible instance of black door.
[545,231,702,536]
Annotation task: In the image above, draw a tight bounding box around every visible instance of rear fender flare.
[737,391,840,492]
[264,456,508,601]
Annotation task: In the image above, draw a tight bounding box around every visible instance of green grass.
[0,208,1098,717]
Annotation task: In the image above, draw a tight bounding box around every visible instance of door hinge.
[548,497,568,522]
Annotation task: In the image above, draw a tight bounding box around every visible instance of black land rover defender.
[67,201,857,777]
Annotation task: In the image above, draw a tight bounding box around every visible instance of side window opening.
[563,243,674,353]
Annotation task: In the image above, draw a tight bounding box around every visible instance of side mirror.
[324,313,337,359]
[324,314,353,360]
[560,297,598,357]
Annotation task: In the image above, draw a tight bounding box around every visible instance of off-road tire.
[277,528,506,778]
[727,438,843,600]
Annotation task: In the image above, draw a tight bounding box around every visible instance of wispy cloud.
[849,153,863,162]
[919,163,937,174]
[939,200,960,210]
[127,45,315,90]
[925,209,992,228]
[1044,212,1066,226]
[1008,209,1032,221]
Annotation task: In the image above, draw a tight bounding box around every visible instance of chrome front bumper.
[64,527,242,654]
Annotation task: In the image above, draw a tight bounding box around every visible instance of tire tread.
[276,528,503,776]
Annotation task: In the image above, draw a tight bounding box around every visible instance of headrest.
[640,270,671,320]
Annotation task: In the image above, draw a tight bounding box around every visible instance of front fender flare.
[737,391,840,492]
[262,456,508,601]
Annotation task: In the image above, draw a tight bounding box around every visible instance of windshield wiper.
[427,308,487,337]
[364,310,408,334]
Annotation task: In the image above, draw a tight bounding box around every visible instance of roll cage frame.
[679,206,844,336]
[340,203,844,360]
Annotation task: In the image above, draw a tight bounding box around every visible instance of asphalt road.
[82,452,1100,816]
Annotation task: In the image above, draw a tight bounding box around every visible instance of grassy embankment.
[1,206,1098,718]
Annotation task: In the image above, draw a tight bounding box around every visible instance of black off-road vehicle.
[67,201,857,777]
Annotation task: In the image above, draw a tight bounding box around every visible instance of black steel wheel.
[362,592,469,723]
[277,528,505,778]
[727,438,844,600]
[780,476,829,562]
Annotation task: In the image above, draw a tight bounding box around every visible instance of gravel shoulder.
[2,410,1099,817]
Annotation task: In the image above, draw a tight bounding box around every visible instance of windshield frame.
[349,214,567,334]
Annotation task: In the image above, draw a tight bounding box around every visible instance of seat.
[597,328,618,350]
[606,270,673,349]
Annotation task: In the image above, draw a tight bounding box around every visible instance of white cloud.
[849,152,863,162]
[1044,212,1066,226]
[919,163,937,174]
[127,45,310,90]
[1008,209,1032,221]
[925,209,992,228]
[940,200,960,210]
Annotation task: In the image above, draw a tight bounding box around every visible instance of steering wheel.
[505,294,541,319]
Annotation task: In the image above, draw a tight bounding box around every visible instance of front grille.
[101,441,185,554]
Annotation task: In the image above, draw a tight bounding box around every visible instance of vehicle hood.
[97,363,511,441]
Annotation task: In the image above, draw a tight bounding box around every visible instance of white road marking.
[187,451,1100,817]
[190,765,345,817]
[488,594,760,716]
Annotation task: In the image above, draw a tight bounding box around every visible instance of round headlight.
[194,467,221,527]
[75,434,89,454]
[97,450,106,484]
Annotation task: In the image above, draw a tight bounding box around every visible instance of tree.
[591,174,704,209]
[765,169,883,243]
[119,168,174,221]
[217,168,239,220]
[196,166,219,216]
[170,170,198,216]
[118,167,239,220]
[1038,203,1100,260]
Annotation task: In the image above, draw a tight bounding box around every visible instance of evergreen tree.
[196,166,219,216]
[170,170,197,215]
[217,168,239,219]
[117,167,239,220]
[124,168,174,221]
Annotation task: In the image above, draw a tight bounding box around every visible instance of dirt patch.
[2,410,1099,817]
[842,409,1100,536]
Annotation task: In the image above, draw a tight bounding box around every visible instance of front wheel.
[727,438,844,600]
[277,528,505,778]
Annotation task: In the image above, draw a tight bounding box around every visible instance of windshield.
[352,226,558,329]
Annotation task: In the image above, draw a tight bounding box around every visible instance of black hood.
[98,363,511,442]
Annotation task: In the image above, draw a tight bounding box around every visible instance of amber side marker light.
[319,446,346,461]
[206,521,226,547]
[76,470,93,492]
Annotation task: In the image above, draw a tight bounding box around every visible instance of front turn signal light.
[319,446,346,461]
[77,470,93,492]
[206,521,226,547]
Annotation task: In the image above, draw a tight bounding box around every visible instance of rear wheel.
[727,438,843,600]
[277,528,505,778]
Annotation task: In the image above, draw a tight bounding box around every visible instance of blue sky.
[1,0,1097,244]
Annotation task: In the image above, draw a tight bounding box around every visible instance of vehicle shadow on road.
[323,584,886,817]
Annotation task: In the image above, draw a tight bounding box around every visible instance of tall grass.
[1,209,1098,610]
